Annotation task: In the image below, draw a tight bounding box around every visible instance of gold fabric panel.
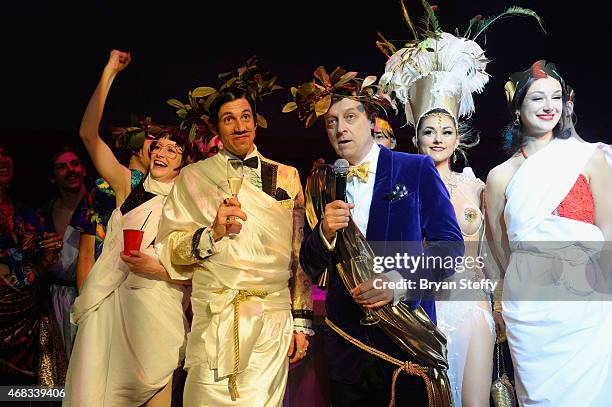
[264,159,313,312]
[169,230,198,266]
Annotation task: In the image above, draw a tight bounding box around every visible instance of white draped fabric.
[502,137,612,407]
[64,176,189,407]
[48,224,80,357]
[592,142,612,167]
[156,153,296,406]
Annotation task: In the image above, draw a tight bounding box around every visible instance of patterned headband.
[504,60,564,105]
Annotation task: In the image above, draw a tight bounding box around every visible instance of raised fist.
[106,49,132,74]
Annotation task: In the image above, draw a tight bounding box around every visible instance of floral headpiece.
[380,0,544,129]
[283,66,396,128]
[167,56,281,141]
[504,60,564,105]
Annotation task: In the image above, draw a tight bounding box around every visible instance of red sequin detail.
[554,174,594,224]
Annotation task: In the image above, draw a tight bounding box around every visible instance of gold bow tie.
[347,162,370,183]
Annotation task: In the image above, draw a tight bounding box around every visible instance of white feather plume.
[380,32,490,123]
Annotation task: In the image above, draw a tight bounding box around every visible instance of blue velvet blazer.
[300,146,463,384]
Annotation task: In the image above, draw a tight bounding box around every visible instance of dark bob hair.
[150,127,205,166]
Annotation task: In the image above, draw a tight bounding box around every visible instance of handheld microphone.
[333,159,349,202]
[333,159,350,234]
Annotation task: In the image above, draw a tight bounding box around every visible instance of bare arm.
[478,183,501,282]
[485,167,511,273]
[586,149,612,240]
[79,50,133,204]
[120,250,191,285]
[585,149,612,284]
[75,234,96,290]
[485,167,512,340]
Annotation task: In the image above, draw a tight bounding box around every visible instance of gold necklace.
[442,172,458,198]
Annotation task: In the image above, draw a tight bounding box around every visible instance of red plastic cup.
[123,229,144,256]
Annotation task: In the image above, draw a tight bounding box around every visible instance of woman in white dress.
[382,31,496,407]
[64,50,196,407]
[486,60,612,407]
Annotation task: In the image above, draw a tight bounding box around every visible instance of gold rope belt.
[228,289,268,401]
[325,317,435,407]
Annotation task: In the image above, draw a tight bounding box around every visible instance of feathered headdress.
[381,32,489,126]
[283,66,396,128]
[380,0,544,129]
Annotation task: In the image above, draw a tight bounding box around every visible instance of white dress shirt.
[346,142,379,236]
[320,142,378,245]
[223,146,261,187]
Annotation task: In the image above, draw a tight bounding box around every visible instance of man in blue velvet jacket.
[294,73,463,406]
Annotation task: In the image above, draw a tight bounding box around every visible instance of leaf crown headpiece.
[283,66,396,128]
[167,56,281,142]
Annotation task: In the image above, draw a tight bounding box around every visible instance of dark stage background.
[3,0,611,205]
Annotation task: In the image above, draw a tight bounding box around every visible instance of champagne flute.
[227,159,244,238]
[352,256,380,326]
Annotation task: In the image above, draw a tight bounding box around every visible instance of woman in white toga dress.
[64,50,200,407]
[486,60,612,407]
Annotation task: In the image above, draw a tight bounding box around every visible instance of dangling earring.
[513,112,520,127]
[452,151,457,163]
